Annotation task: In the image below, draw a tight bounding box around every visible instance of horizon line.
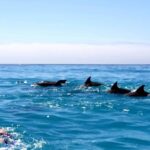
[0,63,149,65]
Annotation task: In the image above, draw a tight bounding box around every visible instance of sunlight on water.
[0,65,150,149]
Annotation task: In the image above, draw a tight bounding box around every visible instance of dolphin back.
[56,80,67,86]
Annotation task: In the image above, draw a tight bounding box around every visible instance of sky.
[0,0,150,64]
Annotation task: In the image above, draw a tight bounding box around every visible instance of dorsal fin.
[55,80,66,86]
[55,80,62,86]
[59,80,67,84]
[136,85,145,93]
[111,82,118,90]
[85,76,91,84]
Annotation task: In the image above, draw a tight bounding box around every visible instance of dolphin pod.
[108,82,149,97]
[34,77,150,97]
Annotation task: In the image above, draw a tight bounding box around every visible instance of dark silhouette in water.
[33,77,150,97]
[108,82,131,94]
[127,85,149,97]
[84,76,103,87]
[35,80,67,87]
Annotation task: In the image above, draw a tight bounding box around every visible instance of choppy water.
[0,65,150,150]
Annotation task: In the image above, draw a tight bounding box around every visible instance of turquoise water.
[0,65,150,150]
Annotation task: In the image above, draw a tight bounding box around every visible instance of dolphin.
[35,80,67,87]
[127,85,149,97]
[84,76,103,87]
[108,82,131,94]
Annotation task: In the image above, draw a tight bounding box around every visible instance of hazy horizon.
[0,0,150,64]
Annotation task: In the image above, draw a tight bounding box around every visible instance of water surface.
[0,65,150,150]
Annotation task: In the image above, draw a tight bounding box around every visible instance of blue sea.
[0,65,150,150]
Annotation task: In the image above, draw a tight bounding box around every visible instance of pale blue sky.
[0,0,150,63]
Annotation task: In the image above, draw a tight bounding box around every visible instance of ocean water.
[0,64,150,150]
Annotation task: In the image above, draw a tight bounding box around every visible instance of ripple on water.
[0,65,150,150]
